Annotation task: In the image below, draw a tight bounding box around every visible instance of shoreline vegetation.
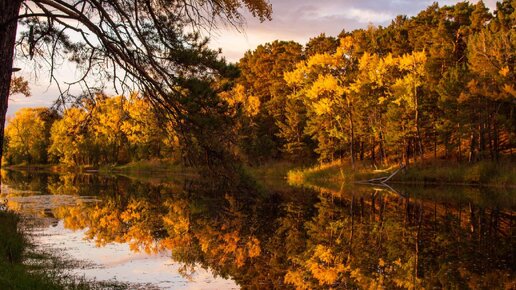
[0,210,84,290]
[286,158,516,188]
[0,210,131,290]
[4,159,192,175]
[5,157,515,188]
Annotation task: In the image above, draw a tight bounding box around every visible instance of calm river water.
[1,169,514,289]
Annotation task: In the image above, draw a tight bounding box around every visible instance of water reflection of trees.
[4,171,514,289]
[285,189,514,289]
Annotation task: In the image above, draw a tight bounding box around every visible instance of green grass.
[287,159,516,187]
[0,210,127,290]
[391,160,516,186]
[245,161,298,179]
[5,164,60,171]
[287,160,392,185]
[0,210,67,289]
[287,162,343,186]
[101,158,199,176]
[111,158,180,171]
[0,211,26,265]
[6,158,188,175]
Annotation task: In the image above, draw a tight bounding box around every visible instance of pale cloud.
[344,8,395,23]
[212,0,498,62]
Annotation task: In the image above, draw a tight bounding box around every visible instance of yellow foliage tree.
[284,37,358,164]
[48,107,94,166]
[4,108,53,164]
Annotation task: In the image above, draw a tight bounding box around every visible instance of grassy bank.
[5,164,100,174]
[104,158,184,173]
[245,161,298,179]
[4,164,61,171]
[6,157,514,188]
[0,210,75,289]
[0,210,128,289]
[5,158,192,176]
[288,159,516,188]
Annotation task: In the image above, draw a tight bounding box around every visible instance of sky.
[8,0,498,117]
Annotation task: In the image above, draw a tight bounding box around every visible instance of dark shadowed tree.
[0,0,272,167]
[237,40,304,162]
[9,76,30,97]
[305,33,339,56]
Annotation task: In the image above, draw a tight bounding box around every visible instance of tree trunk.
[359,141,364,161]
[457,123,462,162]
[493,108,500,161]
[487,112,494,161]
[479,117,486,159]
[433,131,437,159]
[468,131,477,163]
[0,0,22,168]
[414,86,423,159]
[405,139,411,167]
[348,110,355,170]
[348,195,355,261]
[379,131,385,165]
[371,136,376,166]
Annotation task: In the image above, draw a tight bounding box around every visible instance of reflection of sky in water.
[1,190,237,289]
[32,221,238,290]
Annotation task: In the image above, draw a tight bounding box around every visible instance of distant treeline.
[4,1,515,167]
[4,94,178,166]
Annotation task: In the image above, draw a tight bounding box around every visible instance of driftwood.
[355,165,406,185]
[355,166,407,198]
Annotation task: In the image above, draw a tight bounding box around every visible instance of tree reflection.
[3,170,514,289]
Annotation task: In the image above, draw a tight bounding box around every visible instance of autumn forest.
[1,0,515,289]
[5,1,514,169]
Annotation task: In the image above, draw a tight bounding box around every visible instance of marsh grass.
[392,160,516,186]
[110,158,182,172]
[287,160,393,186]
[0,211,26,265]
[0,210,69,290]
[287,159,516,187]
[245,161,298,178]
[0,210,128,290]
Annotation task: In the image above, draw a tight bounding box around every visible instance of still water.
[1,170,514,289]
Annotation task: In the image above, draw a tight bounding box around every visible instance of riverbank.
[0,210,78,289]
[0,210,131,289]
[5,157,515,188]
[5,159,192,176]
[287,159,516,188]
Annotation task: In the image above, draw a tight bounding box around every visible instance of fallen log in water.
[356,165,406,185]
